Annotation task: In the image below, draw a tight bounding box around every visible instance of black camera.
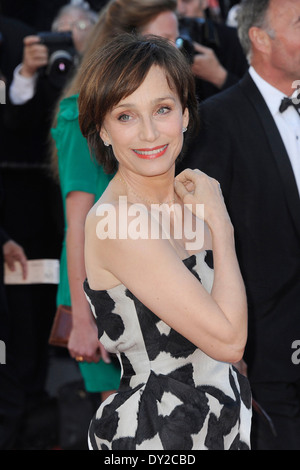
[37,31,79,88]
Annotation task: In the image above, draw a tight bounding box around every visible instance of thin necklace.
[118,171,176,206]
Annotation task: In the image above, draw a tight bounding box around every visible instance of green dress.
[51,94,120,392]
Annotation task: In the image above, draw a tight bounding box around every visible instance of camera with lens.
[176,17,220,64]
[37,31,79,88]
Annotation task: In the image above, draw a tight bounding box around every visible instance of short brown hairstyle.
[78,33,199,174]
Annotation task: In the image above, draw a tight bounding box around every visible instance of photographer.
[9,3,97,104]
[177,0,248,100]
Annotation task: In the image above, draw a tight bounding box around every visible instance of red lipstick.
[133,144,168,159]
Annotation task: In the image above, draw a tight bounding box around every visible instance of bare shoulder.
[84,197,169,290]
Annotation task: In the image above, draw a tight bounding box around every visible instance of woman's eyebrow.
[113,96,176,110]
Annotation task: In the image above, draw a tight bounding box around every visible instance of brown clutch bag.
[49,305,72,347]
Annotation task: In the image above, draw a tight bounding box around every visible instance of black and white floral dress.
[84,251,252,450]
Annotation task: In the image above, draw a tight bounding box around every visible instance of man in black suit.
[0,230,28,450]
[177,0,300,449]
[0,173,28,449]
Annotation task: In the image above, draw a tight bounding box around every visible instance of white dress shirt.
[249,66,300,197]
[9,64,37,105]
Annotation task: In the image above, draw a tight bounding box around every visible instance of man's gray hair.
[237,0,273,62]
[52,3,99,31]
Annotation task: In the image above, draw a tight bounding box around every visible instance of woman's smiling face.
[99,65,189,177]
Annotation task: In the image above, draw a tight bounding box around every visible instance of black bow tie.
[279,96,300,115]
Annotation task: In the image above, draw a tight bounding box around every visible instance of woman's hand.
[3,239,28,280]
[175,168,230,228]
[20,36,48,78]
[191,42,227,89]
[68,314,111,364]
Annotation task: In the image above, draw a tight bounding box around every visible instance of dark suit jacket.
[177,73,300,383]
